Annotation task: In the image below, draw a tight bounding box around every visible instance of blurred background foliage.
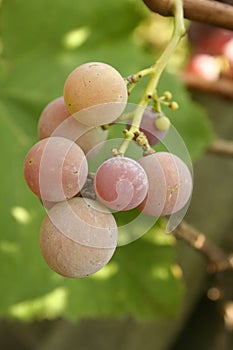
[0,0,232,350]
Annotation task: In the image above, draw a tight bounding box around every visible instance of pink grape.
[138,152,192,216]
[24,137,88,202]
[39,199,57,210]
[224,38,233,63]
[63,62,128,126]
[186,54,220,81]
[38,96,108,159]
[40,197,118,278]
[128,107,169,146]
[38,96,71,139]
[94,157,148,211]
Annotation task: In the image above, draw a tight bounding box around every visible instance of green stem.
[147,0,185,95]
[117,0,185,156]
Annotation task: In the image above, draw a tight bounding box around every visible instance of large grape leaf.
[6,224,184,321]
[0,0,211,321]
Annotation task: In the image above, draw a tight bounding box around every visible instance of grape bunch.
[24,61,193,278]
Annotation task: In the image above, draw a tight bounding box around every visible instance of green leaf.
[1,0,142,58]
[6,224,184,321]
[0,0,211,321]
[0,98,53,312]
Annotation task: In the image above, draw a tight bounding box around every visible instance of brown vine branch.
[143,0,233,30]
[208,139,233,157]
[180,73,233,100]
[174,221,233,272]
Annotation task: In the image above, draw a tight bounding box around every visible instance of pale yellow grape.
[63,62,128,126]
[40,198,118,278]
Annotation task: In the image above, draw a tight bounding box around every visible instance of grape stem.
[180,72,233,100]
[117,0,185,156]
[143,0,233,31]
[174,221,233,273]
[208,139,233,158]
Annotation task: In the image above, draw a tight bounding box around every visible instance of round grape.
[224,37,233,63]
[155,116,171,131]
[38,96,108,159]
[24,137,88,202]
[38,96,71,140]
[186,54,220,81]
[63,62,128,126]
[138,152,192,216]
[40,197,118,278]
[94,157,148,211]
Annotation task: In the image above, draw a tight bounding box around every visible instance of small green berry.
[169,101,179,110]
[163,91,172,100]
[155,116,171,131]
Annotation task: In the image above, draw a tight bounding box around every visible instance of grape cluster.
[24,62,192,278]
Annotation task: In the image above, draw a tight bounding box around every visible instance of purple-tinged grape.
[192,27,233,57]
[94,157,148,211]
[138,152,192,216]
[188,22,214,47]
[128,107,169,146]
[63,62,128,126]
[40,197,118,278]
[38,96,108,159]
[24,137,88,202]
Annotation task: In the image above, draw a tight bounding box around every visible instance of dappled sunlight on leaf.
[0,241,19,254]
[62,27,91,50]
[11,206,32,225]
[89,262,119,280]
[8,287,68,321]
[151,266,170,281]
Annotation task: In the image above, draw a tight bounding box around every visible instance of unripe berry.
[155,116,171,131]
[163,91,172,100]
[169,101,179,110]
